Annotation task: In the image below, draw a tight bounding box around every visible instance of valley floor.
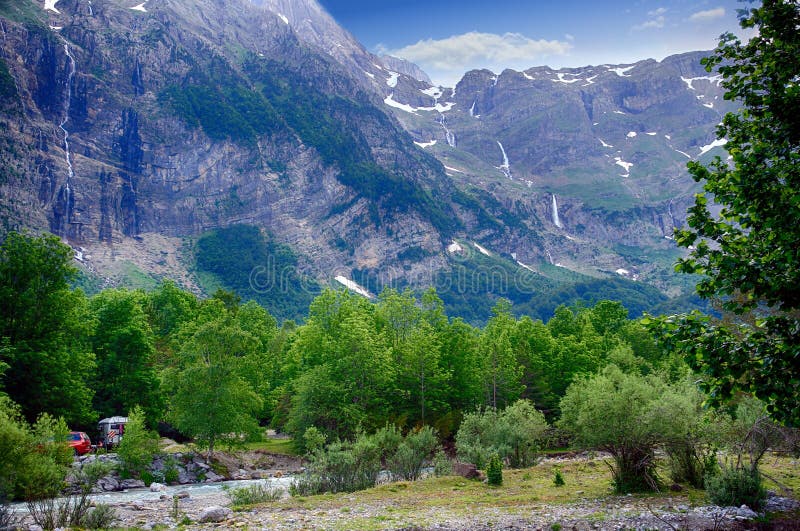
[72,453,800,530]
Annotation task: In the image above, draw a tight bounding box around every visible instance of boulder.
[175,490,190,499]
[119,479,146,489]
[453,462,481,480]
[198,505,232,523]
[149,482,166,492]
[96,476,120,491]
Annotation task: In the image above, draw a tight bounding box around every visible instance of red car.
[68,431,92,455]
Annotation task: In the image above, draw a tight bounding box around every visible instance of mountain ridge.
[0,0,727,319]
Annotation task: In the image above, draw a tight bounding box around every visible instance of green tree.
[0,232,95,425]
[116,405,159,478]
[166,306,263,456]
[658,0,800,425]
[90,289,163,425]
[479,300,523,409]
[559,366,704,492]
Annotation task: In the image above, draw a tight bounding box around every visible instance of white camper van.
[97,416,128,448]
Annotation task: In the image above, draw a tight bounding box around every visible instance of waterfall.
[87,0,93,15]
[469,100,476,117]
[58,43,76,228]
[438,115,455,147]
[497,141,512,179]
[551,194,562,228]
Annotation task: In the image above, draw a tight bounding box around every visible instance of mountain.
[0,0,726,321]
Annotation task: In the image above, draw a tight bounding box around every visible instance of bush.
[83,503,117,529]
[705,465,766,510]
[487,454,503,486]
[117,406,159,478]
[553,468,565,487]
[433,450,453,477]
[559,367,703,493]
[386,426,438,481]
[291,434,381,495]
[226,482,283,506]
[455,400,548,469]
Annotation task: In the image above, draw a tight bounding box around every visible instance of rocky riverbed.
[9,452,800,530]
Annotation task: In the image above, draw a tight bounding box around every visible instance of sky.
[317,0,756,86]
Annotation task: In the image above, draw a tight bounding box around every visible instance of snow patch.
[614,157,633,175]
[615,268,630,276]
[44,0,60,13]
[421,86,443,99]
[363,71,375,79]
[384,94,417,114]
[50,25,63,30]
[599,139,613,148]
[553,72,581,84]
[582,75,598,86]
[277,13,289,24]
[612,110,626,115]
[645,132,657,136]
[522,72,534,80]
[414,140,437,148]
[334,276,371,298]
[517,261,536,273]
[608,65,635,77]
[130,1,147,12]
[473,242,491,257]
[626,131,637,138]
[699,138,727,156]
[681,75,723,90]
[386,72,399,88]
[447,241,463,254]
[444,166,463,174]
[703,102,714,109]
[675,149,692,159]
[665,134,671,140]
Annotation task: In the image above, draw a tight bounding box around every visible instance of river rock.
[178,469,195,484]
[120,479,146,489]
[96,476,120,491]
[198,505,233,523]
[734,505,758,520]
[204,470,224,482]
[453,462,480,479]
[149,482,166,492]
[175,490,190,499]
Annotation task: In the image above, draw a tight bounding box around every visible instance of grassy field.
[234,454,799,530]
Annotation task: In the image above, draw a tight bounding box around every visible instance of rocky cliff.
[0,0,730,314]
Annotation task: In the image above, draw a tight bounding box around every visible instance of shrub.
[705,465,766,510]
[558,366,703,493]
[553,468,565,487]
[433,450,452,477]
[386,426,438,481]
[226,482,283,506]
[83,503,117,529]
[117,406,159,478]
[487,454,503,486]
[291,434,381,495]
[455,399,548,469]
[164,464,180,485]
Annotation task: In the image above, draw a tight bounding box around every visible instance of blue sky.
[317,0,755,86]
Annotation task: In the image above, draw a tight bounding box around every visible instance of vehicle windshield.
[68,433,81,441]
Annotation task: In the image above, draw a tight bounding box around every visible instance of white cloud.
[689,7,726,23]
[633,16,665,30]
[384,31,572,87]
[648,7,667,16]
[565,33,575,41]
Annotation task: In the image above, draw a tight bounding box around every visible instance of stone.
[452,461,481,479]
[96,476,120,491]
[27,526,44,531]
[178,469,195,484]
[204,470,224,482]
[149,482,167,492]
[119,479,146,489]
[669,483,683,492]
[735,505,758,520]
[198,505,233,523]
[175,490,190,499]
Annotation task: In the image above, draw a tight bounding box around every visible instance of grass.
[239,453,800,530]
[243,438,299,456]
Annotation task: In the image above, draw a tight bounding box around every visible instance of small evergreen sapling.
[487,454,503,486]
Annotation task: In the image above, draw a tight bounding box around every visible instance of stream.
[11,476,295,514]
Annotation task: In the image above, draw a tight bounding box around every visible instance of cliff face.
[0,0,479,286]
[0,0,730,299]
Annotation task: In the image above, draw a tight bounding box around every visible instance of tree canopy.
[654,0,800,425]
